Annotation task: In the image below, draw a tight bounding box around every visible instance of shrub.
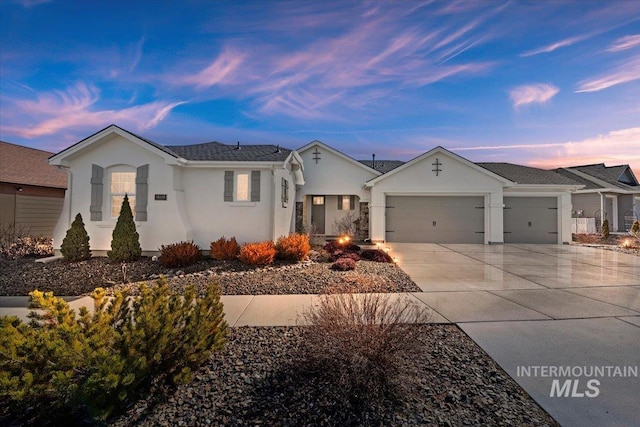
[299,289,430,418]
[276,233,311,262]
[238,241,276,265]
[2,236,53,260]
[159,241,202,268]
[630,220,640,237]
[601,219,610,239]
[332,211,358,236]
[329,250,361,262]
[331,257,357,271]
[360,249,393,263]
[210,236,241,260]
[0,280,227,425]
[108,195,141,262]
[323,240,361,254]
[60,213,91,262]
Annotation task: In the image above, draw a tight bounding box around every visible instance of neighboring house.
[555,164,640,232]
[0,141,67,238]
[48,125,304,255]
[297,142,582,244]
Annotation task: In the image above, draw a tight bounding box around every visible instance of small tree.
[108,194,141,262]
[601,219,610,239]
[60,213,91,261]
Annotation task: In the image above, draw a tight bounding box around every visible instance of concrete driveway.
[391,243,640,427]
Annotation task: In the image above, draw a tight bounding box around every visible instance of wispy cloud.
[510,83,559,108]
[0,82,184,138]
[181,48,245,87]
[452,127,640,173]
[520,35,586,57]
[576,55,640,92]
[12,0,51,8]
[607,34,640,52]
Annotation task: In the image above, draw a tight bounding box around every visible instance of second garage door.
[385,196,485,243]
[503,197,558,243]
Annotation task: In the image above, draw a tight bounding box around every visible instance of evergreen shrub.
[0,280,227,425]
[108,195,141,262]
[60,213,91,261]
[601,219,610,239]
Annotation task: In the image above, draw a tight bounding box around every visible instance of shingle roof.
[166,142,292,162]
[561,163,638,190]
[477,163,580,185]
[554,168,602,190]
[0,141,67,188]
[358,160,405,173]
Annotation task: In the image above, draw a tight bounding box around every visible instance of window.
[236,173,249,201]
[111,171,136,218]
[341,195,351,210]
[338,195,355,210]
[312,196,324,205]
[281,178,289,205]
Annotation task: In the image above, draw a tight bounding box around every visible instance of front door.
[311,196,325,234]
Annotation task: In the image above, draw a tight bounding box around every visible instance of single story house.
[555,164,640,232]
[49,125,586,254]
[48,125,304,255]
[0,141,67,238]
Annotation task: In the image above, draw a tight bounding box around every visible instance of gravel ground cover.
[110,326,559,427]
[0,256,419,296]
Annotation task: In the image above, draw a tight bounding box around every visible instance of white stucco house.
[49,125,586,254]
[48,125,304,255]
[555,164,640,232]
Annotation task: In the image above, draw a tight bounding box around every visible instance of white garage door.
[385,196,485,243]
[504,197,558,244]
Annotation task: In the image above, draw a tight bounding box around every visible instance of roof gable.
[48,124,179,166]
[560,163,639,191]
[366,146,512,186]
[298,140,381,175]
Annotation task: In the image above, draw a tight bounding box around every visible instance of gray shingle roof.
[477,163,580,185]
[358,160,405,173]
[554,168,602,190]
[166,142,292,161]
[561,164,639,190]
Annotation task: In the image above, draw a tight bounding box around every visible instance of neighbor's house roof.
[477,163,581,186]
[0,141,67,188]
[555,163,639,192]
[358,160,405,174]
[166,142,292,162]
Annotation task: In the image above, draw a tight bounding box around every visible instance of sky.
[1,0,639,172]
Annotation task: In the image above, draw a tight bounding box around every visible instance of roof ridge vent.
[235,141,241,150]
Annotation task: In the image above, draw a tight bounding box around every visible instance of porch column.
[369,190,386,242]
[560,193,572,244]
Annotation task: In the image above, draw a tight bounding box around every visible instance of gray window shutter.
[90,164,103,221]
[224,171,234,201]
[350,195,355,210]
[136,164,149,221]
[338,195,343,210]
[251,171,260,202]
[285,179,289,203]
[281,178,285,203]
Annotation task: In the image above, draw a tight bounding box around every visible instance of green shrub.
[108,194,141,262]
[159,241,202,267]
[601,219,610,239]
[0,280,227,425]
[210,236,241,260]
[275,233,310,262]
[60,213,91,261]
[238,241,276,265]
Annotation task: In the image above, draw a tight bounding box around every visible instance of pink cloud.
[607,34,640,52]
[181,48,245,87]
[520,35,587,57]
[576,55,640,92]
[510,83,559,108]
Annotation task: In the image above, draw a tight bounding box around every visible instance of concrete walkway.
[1,244,638,425]
[391,243,640,427]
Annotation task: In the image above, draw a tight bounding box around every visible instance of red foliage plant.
[331,257,357,271]
[276,233,311,262]
[159,241,202,268]
[238,241,276,266]
[210,236,241,260]
[360,249,393,263]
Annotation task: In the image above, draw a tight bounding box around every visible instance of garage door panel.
[504,197,557,244]
[386,196,484,243]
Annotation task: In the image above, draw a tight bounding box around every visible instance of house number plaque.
[154,194,167,201]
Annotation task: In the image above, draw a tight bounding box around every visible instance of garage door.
[504,197,557,243]
[386,196,485,243]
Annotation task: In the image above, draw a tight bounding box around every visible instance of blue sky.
[1,0,639,171]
